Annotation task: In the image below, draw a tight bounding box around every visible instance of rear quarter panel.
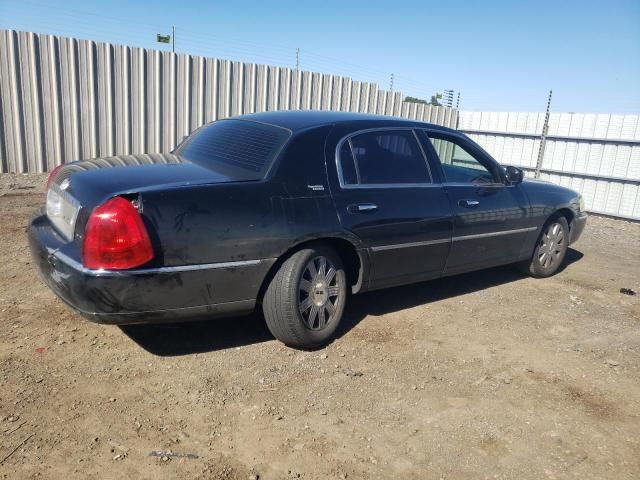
[139,125,350,268]
[140,182,288,266]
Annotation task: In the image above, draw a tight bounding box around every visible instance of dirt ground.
[1,173,639,480]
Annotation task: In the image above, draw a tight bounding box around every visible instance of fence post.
[534,90,552,178]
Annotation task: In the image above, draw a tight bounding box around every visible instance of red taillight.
[82,197,154,270]
[46,164,63,189]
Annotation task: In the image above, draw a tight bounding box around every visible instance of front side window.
[427,133,497,184]
[339,130,431,186]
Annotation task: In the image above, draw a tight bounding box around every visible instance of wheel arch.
[538,208,575,238]
[256,236,366,308]
[555,207,575,229]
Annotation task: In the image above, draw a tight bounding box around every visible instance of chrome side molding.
[451,226,537,242]
[370,226,538,252]
[371,238,450,252]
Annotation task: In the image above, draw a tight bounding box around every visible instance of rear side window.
[339,130,431,186]
[339,142,359,184]
[176,119,291,179]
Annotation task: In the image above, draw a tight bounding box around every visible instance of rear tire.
[263,245,347,349]
[519,215,569,278]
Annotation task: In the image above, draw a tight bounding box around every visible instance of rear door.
[420,129,533,275]
[326,125,453,290]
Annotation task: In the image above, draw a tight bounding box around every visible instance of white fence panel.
[461,111,640,220]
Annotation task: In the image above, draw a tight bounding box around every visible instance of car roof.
[235,110,456,133]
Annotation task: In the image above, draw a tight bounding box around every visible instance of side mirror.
[505,166,524,185]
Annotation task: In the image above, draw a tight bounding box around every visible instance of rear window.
[176,119,291,179]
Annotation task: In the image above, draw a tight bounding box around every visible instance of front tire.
[520,215,570,278]
[263,245,347,349]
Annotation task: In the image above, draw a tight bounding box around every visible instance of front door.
[421,130,532,275]
[326,126,453,289]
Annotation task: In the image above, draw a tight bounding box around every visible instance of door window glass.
[340,130,431,186]
[428,134,496,184]
[339,141,359,185]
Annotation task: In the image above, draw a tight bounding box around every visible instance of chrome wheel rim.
[298,256,341,330]
[538,222,565,269]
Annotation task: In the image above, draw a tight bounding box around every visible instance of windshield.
[175,119,291,180]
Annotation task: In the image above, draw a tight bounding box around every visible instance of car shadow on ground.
[121,248,584,356]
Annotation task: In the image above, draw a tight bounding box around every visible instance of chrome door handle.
[459,199,480,208]
[348,203,378,213]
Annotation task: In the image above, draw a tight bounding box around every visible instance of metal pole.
[389,73,394,91]
[456,92,460,109]
[534,89,553,178]
[172,25,175,53]
[295,48,300,70]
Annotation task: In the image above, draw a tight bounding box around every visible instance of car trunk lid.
[45,152,253,240]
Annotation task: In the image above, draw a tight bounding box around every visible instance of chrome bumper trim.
[52,251,266,277]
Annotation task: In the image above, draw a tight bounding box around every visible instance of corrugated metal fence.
[459,111,640,220]
[0,29,457,174]
[3,30,637,220]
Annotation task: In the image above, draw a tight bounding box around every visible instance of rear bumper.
[28,214,274,324]
[569,213,587,245]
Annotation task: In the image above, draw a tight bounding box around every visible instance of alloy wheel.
[538,222,565,269]
[298,255,342,330]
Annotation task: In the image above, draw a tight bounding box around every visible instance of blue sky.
[1,0,638,113]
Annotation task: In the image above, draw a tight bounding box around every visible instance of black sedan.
[29,111,587,348]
